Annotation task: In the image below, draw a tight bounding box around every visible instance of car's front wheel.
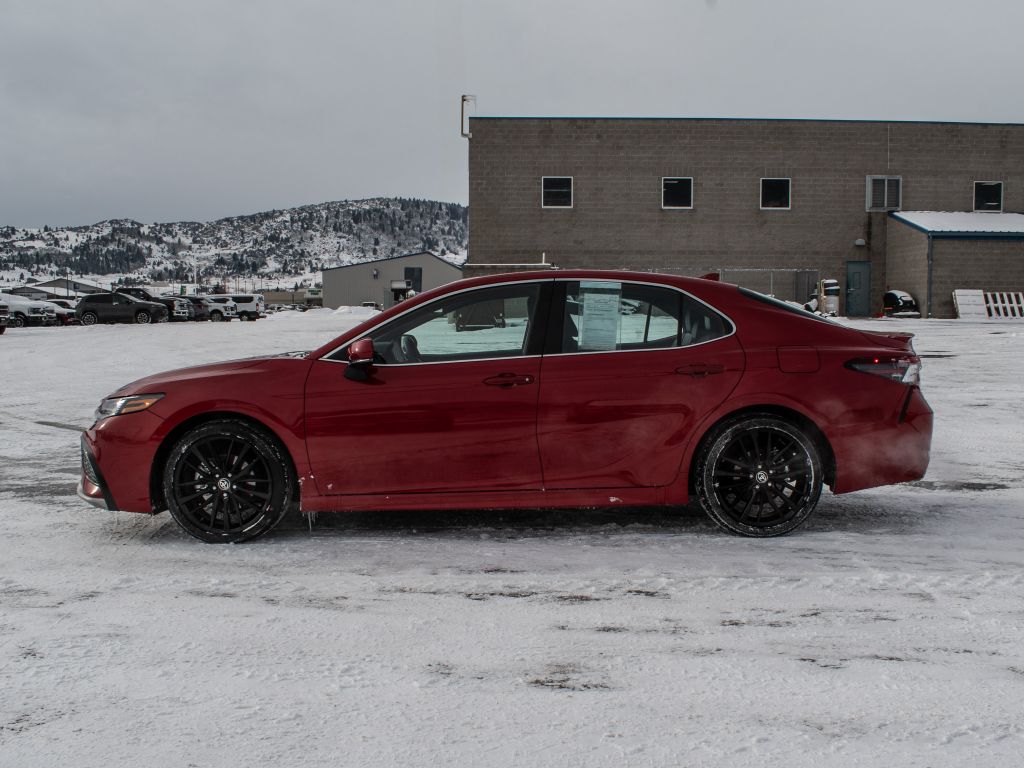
[210,310,223,322]
[163,419,294,543]
[695,415,823,537]
[135,311,152,324]
[80,311,98,326]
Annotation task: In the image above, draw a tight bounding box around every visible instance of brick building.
[466,117,1024,316]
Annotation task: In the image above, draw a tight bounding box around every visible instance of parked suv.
[76,292,169,325]
[42,299,78,325]
[228,294,266,321]
[185,296,213,321]
[0,298,9,334]
[0,292,58,327]
[201,296,238,321]
[116,287,193,321]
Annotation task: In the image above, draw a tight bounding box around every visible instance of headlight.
[95,393,164,421]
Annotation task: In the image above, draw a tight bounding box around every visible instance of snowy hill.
[0,197,467,287]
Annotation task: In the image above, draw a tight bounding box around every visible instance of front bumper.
[79,411,165,513]
[79,435,115,509]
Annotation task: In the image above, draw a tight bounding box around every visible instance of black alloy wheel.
[135,310,152,324]
[163,420,294,543]
[11,313,25,328]
[80,311,98,326]
[696,415,823,537]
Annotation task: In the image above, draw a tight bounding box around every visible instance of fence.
[953,289,1024,319]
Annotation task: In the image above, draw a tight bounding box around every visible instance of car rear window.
[737,286,833,323]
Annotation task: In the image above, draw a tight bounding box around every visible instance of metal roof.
[891,211,1024,237]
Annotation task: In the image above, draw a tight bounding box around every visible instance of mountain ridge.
[0,197,467,286]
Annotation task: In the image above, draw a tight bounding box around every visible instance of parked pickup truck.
[116,287,193,321]
[0,292,58,327]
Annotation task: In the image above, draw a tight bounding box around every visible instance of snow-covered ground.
[1,313,1023,767]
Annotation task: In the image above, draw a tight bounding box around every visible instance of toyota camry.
[79,270,932,541]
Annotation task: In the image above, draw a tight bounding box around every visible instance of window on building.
[542,177,573,208]
[662,177,693,209]
[866,176,902,211]
[974,181,1003,212]
[760,178,791,210]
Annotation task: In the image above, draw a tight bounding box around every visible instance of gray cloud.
[2,0,1022,226]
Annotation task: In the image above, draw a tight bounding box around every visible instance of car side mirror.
[344,338,375,381]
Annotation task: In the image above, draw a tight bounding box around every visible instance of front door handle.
[675,363,724,377]
[483,372,534,388]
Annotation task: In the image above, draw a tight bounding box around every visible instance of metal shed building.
[321,251,464,309]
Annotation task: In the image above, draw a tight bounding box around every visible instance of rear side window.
[234,295,254,303]
[558,281,731,353]
[86,294,113,305]
[738,286,833,323]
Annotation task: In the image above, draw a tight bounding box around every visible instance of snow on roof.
[892,211,1024,236]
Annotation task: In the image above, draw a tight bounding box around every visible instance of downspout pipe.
[926,234,934,318]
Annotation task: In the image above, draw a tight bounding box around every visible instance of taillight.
[846,355,921,386]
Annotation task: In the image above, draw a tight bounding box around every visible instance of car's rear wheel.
[163,420,294,543]
[80,311,98,326]
[695,415,822,537]
[135,311,151,324]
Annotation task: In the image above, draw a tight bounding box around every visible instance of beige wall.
[468,118,1024,314]
[932,238,1024,318]
[322,252,463,309]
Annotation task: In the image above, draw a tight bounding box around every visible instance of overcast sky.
[3,0,1023,227]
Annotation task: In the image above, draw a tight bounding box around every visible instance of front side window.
[542,176,573,208]
[359,283,542,364]
[760,178,791,210]
[558,281,731,354]
[662,177,693,209]
[974,181,1003,211]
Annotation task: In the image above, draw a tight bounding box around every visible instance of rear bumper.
[831,387,933,493]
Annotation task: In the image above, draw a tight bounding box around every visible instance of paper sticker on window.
[578,281,621,351]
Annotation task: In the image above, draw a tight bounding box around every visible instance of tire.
[695,415,823,537]
[240,313,251,321]
[0,325,5,335]
[163,419,294,543]
[80,311,98,326]
[210,311,223,322]
[135,311,152,324]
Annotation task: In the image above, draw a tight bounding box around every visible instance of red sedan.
[78,271,932,541]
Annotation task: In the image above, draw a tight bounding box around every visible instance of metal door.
[845,261,872,317]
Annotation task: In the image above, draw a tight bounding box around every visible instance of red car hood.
[110,352,308,397]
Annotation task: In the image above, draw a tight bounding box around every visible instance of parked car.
[76,292,169,325]
[883,289,922,318]
[228,294,266,321]
[0,299,9,334]
[41,299,78,325]
[116,287,193,321]
[201,296,238,321]
[79,270,933,543]
[0,292,58,327]
[184,296,213,321]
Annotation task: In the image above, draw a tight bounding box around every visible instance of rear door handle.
[675,363,724,377]
[483,372,534,388]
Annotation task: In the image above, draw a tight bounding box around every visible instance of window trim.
[323,277,736,365]
[973,180,1003,212]
[541,176,573,209]
[661,176,694,210]
[865,175,902,212]
[545,279,736,358]
[324,279,554,366]
[760,177,792,211]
